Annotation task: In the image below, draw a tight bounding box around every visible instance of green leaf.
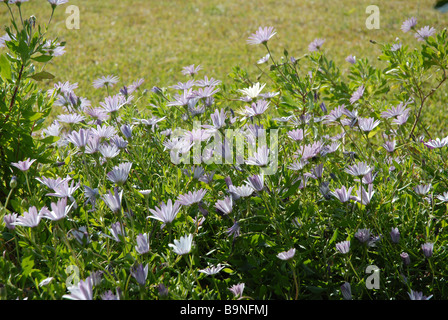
[23,111,43,122]
[30,71,55,81]
[40,135,60,144]
[31,55,53,63]
[222,268,234,274]
[0,54,12,81]
[329,229,339,245]
[21,255,35,277]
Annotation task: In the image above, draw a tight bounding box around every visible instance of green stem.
[290,261,299,300]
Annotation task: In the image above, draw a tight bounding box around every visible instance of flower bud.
[400,252,410,266]
[10,176,17,189]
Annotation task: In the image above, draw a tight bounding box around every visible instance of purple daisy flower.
[107,162,132,186]
[4,213,18,230]
[345,162,373,177]
[247,26,276,45]
[177,189,207,206]
[330,186,354,203]
[229,283,245,299]
[336,240,351,254]
[181,64,202,77]
[355,228,371,243]
[135,233,150,255]
[214,196,233,215]
[62,276,94,300]
[408,290,433,300]
[423,138,448,149]
[47,0,69,8]
[57,113,85,124]
[11,158,36,172]
[102,187,123,214]
[358,117,380,132]
[246,174,264,192]
[199,264,225,276]
[341,282,352,300]
[400,252,411,266]
[345,55,356,64]
[131,264,149,286]
[13,206,44,228]
[308,38,325,52]
[226,221,241,239]
[349,85,365,105]
[148,199,181,226]
[246,145,270,166]
[401,17,417,33]
[415,26,436,41]
[244,100,270,117]
[390,227,400,244]
[40,197,75,221]
[277,248,296,261]
[93,75,119,89]
[100,94,129,114]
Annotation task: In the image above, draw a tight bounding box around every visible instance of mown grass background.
[0,0,447,130]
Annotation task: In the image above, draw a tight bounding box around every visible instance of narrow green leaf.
[31,55,53,63]
[30,71,55,81]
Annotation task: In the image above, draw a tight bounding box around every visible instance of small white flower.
[169,234,193,255]
[237,82,266,100]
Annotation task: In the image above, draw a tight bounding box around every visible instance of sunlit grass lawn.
[0,0,447,130]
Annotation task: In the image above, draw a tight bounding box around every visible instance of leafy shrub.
[0,0,63,210]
